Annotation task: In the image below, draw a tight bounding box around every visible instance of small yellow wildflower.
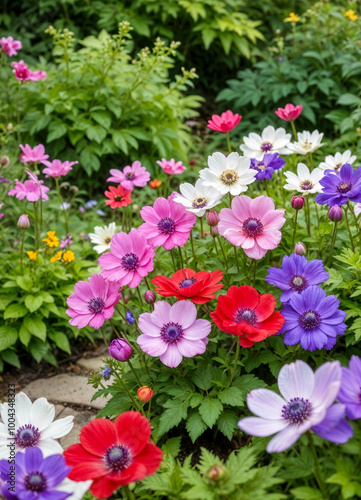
[27,251,38,261]
[345,9,358,21]
[285,12,300,23]
[63,250,75,263]
[50,251,63,263]
[43,230,60,248]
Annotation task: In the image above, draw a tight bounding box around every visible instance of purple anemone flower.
[250,153,286,180]
[280,285,347,351]
[338,355,361,419]
[266,254,329,302]
[238,360,342,453]
[312,404,353,443]
[315,163,361,206]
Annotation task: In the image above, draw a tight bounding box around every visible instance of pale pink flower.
[218,195,286,260]
[275,104,303,122]
[0,37,22,57]
[99,229,155,288]
[157,158,186,175]
[19,144,49,164]
[8,179,49,202]
[107,161,150,191]
[42,159,78,178]
[11,60,46,82]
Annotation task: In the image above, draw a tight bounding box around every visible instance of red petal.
[79,419,117,456]
[135,443,163,475]
[90,476,122,499]
[233,285,259,309]
[115,411,151,455]
[64,444,107,481]
[107,462,147,482]
[255,294,276,321]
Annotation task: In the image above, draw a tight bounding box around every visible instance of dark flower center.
[114,195,123,201]
[104,445,132,472]
[88,297,105,314]
[158,217,175,234]
[179,277,197,288]
[121,252,139,271]
[300,180,313,190]
[235,308,257,325]
[14,425,40,449]
[25,472,47,492]
[337,182,352,194]
[301,140,312,151]
[299,310,321,330]
[335,163,342,172]
[242,217,264,236]
[192,196,207,208]
[256,163,266,171]
[289,275,308,293]
[220,169,239,185]
[282,397,312,425]
[126,173,135,180]
[261,142,273,152]
[104,237,111,244]
[160,322,183,343]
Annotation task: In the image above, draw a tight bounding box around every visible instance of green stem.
[233,246,240,273]
[314,199,319,225]
[100,326,109,348]
[291,210,298,250]
[126,358,143,386]
[328,222,338,265]
[229,341,240,385]
[34,202,39,250]
[216,235,228,273]
[263,179,270,197]
[170,249,177,272]
[305,196,311,237]
[307,432,329,499]
[290,120,297,140]
[200,216,204,239]
[213,236,220,257]
[113,371,144,414]
[136,286,144,305]
[177,246,184,268]
[344,208,355,251]
[20,230,25,275]
[228,191,232,208]
[124,486,136,500]
[226,132,232,154]
[144,276,151,290]
[189,231,198,271]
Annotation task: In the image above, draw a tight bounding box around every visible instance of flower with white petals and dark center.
[240,126,292,160]
[289,130,324,155]
[25,472,47,492]
[282,398,312,425]
[299,180,313,191]
[319,150,357,172]
[242,217,264,237]
[192,196,207,209]
[220,169,239,186]
[261,142,273,152]
[173,179,224,217]
[104,445,132,472]
[14,425,40,449]
[121,253,139,271]
[284,163,324,194]
[158,217,176,234]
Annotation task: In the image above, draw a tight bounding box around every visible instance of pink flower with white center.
[157,158,186,175]
[107,161,150,191]
[19,144,49,164]
[99,229,155,288]
[66,273,121,329]
[218,195,286,260]
[11,60,47,82]
[137,301,211,368]
[8,179,49,202]
[275,104,303,122]
[0,36,22,57]
[138,197,196,250]
[207,110,242,133]
[42,159,78,178]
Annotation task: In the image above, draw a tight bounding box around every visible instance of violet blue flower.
[280,286,347,351]
[238,359,342,453]
[312,404,353,443]
[100,367,112,380]
[85,200,98,209]
[250,153,286,180]
[266,254,329,302]
[338,355,361,419]
[126,310,135,324]
[315,164,361,206]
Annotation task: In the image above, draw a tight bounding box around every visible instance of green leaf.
[291,487,324,499]
[161,437,181,458]
[47,122,67,142]
[16,275,33,292]
[216,410,238,440]
[25,294,44,313]
[4,303,28,319]
[92,111,112,130]
[80,148,100,174]
[199,398,223,428]
[112,131,129,154]
[193,365,214,391]
[23,317,47,342]
[0,326,18,351]
[218,387,244,406]
[337,93,361,106]
[158,400,187,437]
[186,411,208,442]
[86,125,107,144]
[19,323,31,346]
[1,350,21,368]
[29,338,49,363]
[50,331,70,354]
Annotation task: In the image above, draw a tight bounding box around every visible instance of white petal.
[41,415,74,439]
[278,360,315,401]
[30,397,55,431]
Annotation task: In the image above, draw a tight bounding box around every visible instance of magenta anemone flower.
[338,355,361,419]
[66,273,121,329]
[107,161,150,191]
[207,110,242,133]
[137,300,211,367]
[99,229,155,288]
[138,197,196,250]
[275,104,303,122]
[19,144,49,164]
[11,60,47,82]
[0,36,22,57]
[218,195,285,260]
[8,179,49,202]
[238,360,342,453]
[42,159,78,178]
[156,158,186,175]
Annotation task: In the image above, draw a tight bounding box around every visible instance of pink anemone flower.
[99,229,155,288]
[138,197,196,250]
[107,161,150,191]
[42,159,78,178]
[8,179,49,202]
[19,144,49,164]
[218,195,286,260]
[11,60,47,82]
[66,274,121,329]
[275,104,303,122]
[156,158,186,175]
[137,300,211,368]
[0,37,22,57]
[207,110,242,133]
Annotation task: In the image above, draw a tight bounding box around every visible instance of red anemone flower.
[210,285,284,347]
[152,268,223,304]
[64,411,162,499]
[105,185,132,209]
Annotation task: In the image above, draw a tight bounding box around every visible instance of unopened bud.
[210,226,219,238]
[137,386,153,402]
[144,290,156,304]
[207,464,227,482]
[6,123,13,131]
[291,196,305,210]
[294,242,306,256]
[17,214,30,229]
[328,205,343,222]
[206,210,220,227]
[1,155,10,168]
[108,338,132,361]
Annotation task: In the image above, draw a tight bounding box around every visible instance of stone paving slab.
[58,407,96,449]
[77,355,108,373]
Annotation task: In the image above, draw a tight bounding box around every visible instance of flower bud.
[108,338,132,362]
[291,196,305,210]
[7,123,13,131]
[207,465,227,482]
[144,290,156,304]
[137,386,153,402]
[126,310,135,324]
[17,214,30,229]
[294,242,306,256]
[100,367,111,380]
[206,210,220,227]
[1,155,10,168]
[210,226,219,238]
[328,205,343,222]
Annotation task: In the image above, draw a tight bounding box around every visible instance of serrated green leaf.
[186,411,208,443]
[218,387,244,406]
[199,398,223,428]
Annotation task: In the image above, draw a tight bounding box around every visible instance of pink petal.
[183,319,211,340]
[247,389,285,419]
[169,300,197,328]
[176,338,207,357]
[137,334,168,356]
[159,344,183,368]
[238,417,288,437]
[278,360,315,401]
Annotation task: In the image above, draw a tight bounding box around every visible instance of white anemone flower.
[319,150,357,172]
[89,222,117,254]
[0,392,74,459]
[289,130,324,155]
[173,179,223,217]
[59,478,92,499]
[354,204,361,218]
[283,163,324,194]
[199,152,257,196]
[240,125,292,160]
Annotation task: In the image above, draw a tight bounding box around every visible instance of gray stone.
[76,356,109,373]
[59,407,96,449]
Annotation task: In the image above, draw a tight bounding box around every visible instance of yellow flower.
[27,251,38,261]
[63,250,75,263]
[50,251,63,263]
[285,12,300,23]
[345,10,358,21]
[43,230,60,248]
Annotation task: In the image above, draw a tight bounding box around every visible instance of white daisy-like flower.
[173,179,223,217]
[60,478,92,499]
[240,125,292,160]
[355,203,361,218]
[319,150,357,172]
[0,392,74,459]
[283,163,324,194]
[199,152,257,196]
[89,222,118,254]
[289,130,324,155]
